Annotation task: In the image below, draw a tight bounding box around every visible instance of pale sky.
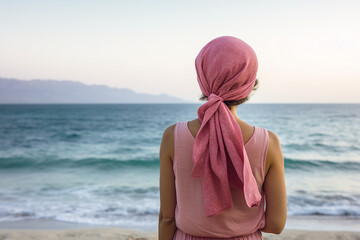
[0,0,359,103]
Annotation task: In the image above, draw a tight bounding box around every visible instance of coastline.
[1,216,359,240]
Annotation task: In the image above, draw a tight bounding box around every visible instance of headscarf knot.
[207,93,223,102]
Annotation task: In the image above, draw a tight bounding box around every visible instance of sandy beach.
[1,217,360,240]
[0,228,360,240]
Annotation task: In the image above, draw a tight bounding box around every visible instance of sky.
[0,0,359,103]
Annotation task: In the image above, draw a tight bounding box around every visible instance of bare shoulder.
[267,130,281,146]
[162,124,176,139]
[160,124,176,161]
[265,130,284,174]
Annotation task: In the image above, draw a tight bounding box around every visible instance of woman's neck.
[230,106,238,119]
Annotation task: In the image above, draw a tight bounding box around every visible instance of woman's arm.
[261,130,287,234]
[158,125,177,240]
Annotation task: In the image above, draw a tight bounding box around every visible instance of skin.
[158,105,287,240]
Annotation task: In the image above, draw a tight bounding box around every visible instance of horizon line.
[0,102,359,105]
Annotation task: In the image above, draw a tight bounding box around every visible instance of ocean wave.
[288,206,360,217]
[284,158,360,171]
[91,186,159,196]
[0,156,160,170]
[288,194,360,217]
[328,113,358,119]
[1,156,359,172]
[0,185,160,229]
[284,142,343,152]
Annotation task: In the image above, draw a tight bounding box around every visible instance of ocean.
[0,104,359,230]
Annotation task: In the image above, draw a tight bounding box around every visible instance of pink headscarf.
[192,36,261,217]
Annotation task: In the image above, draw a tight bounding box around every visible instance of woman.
[159,36,287,240]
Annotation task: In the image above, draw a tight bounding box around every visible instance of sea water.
[0,104,359,230]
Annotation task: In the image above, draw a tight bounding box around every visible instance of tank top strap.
[246,126,269,181]
[174,121,194,170]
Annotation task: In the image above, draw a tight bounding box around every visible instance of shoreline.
[0,216,360,240]
[0,228,359,240]
[1,216,359,231]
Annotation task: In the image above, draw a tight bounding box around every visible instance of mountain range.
[0,77,186,103]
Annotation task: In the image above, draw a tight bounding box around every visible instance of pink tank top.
[173,121,269,238]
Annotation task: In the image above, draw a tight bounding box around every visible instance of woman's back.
[158,36,287,240]
[173,120,269,238]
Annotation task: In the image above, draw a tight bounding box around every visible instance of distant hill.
[0,77,187,103]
